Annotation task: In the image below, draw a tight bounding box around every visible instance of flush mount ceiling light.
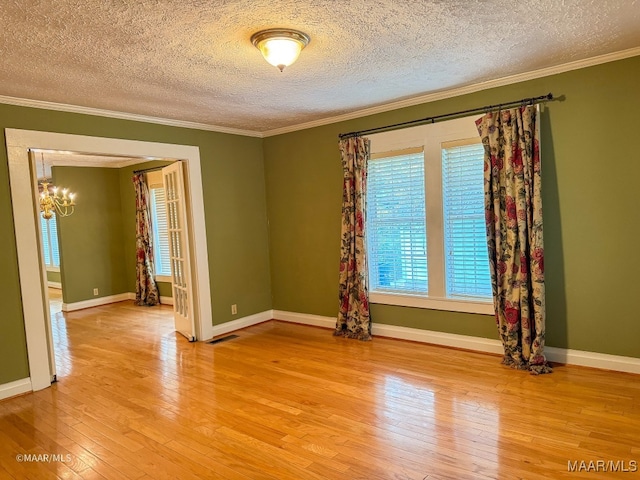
[250,28,310,72]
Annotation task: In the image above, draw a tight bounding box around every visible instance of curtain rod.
[338,93,554,139]
[133,166,164,175]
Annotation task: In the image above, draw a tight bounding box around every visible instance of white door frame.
[162,162,197,341]
[5,128,214,391]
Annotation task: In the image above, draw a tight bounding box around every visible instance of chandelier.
[38,153,76,220]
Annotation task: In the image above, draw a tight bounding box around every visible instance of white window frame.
[146,171,171,283]
[368,116,494,315]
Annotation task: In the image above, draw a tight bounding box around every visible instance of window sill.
[370,292,494,315]
[46,266,60,273]
[155,275,172,283]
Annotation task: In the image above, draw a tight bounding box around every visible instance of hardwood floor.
[48,288,63,315]
[1,302,639,479]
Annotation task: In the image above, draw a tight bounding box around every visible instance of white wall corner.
[208,310,273,340]
[0,378,32,401]
[270,310,640,375]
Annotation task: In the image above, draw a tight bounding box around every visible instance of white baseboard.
[209,310,273,339]
[271,310,640,375]
[273,310,336,329]
[160,296,174,306]
[62,293,131,312]
[273,309,503,353]
[0,378,32,400]
[544,346,640,374]
[372,322,504,354]
[126,292,174,306]
[47,281,62,289]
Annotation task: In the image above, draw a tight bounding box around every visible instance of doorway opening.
[6,129,213,392]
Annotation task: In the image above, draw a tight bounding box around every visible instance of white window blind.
[367,151,428,294]
[150,187,172,277]
[442,141,492,299]
[40,214,60,268]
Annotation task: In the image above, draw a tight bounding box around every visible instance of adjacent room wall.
[0,105,272,385]
[263,55,640,359]
[45,161,175,304]
[54,166,128,304]
[46,270,61,283]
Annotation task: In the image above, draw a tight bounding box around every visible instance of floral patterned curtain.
[476,106,551,374]
[335,136,371,341]
[133,173,159,306]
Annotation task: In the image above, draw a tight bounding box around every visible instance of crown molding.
[0,95,263,138]
[1,47,639,139]
[262,46,640,137]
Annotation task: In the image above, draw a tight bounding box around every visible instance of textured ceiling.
[1,0,640,133]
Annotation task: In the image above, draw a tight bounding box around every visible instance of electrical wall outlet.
[93,288,99,296]
[231,304,237,315]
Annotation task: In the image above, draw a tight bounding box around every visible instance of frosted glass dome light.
[251,29,310,72]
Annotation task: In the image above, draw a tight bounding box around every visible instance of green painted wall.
[0,149,29,383]
[0,105,272,384]
[45,161,175,303]
[3,55,639,387]
[157,281,172,298]
[264,56,640,358]
[46,270,61,283]
[54,166,127,303]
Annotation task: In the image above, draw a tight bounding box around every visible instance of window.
[442,140,492,299]
[40,214,60,270]
[368,149,427,294]
[146,169,171,280]
[367,117,493,314]
[149,186,172,279]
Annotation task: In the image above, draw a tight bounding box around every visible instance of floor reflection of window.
[452,397,498,473]
[381,375,499,477]
[49,288,71,376]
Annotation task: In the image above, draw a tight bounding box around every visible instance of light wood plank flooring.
[48,288,63,315]
[1,301,639,479]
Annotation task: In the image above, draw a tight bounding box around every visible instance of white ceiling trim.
[1,46,639,140]
[262,46,640,137]
[0,94,262,138]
